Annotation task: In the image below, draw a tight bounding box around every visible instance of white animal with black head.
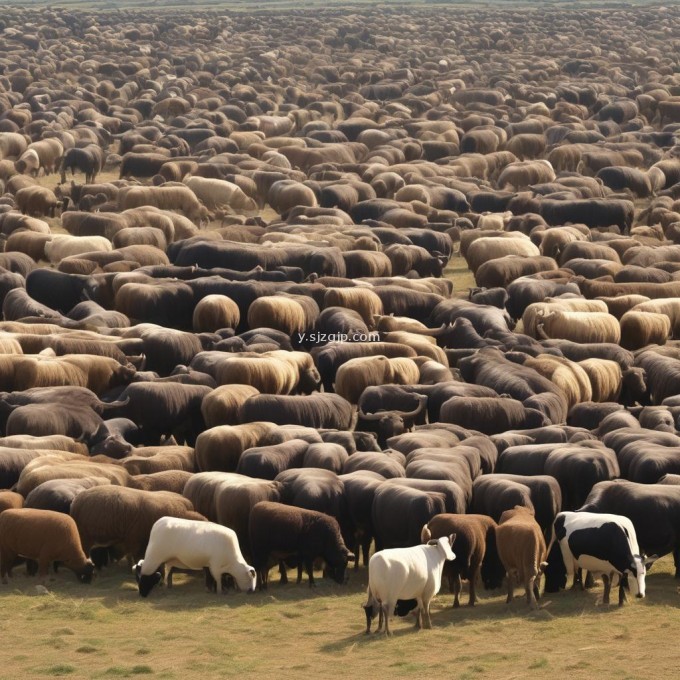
[134,516,256,597]
[363,533,456,635]
[551,511,651,606]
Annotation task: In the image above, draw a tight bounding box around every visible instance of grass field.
[1,554,679,679]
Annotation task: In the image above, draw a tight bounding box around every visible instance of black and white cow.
[547,511,650,606]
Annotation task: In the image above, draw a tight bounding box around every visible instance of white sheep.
[363,534,456,635]
[134,516,256,597]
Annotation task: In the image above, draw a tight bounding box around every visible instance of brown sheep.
[69,486,205,562]
[201,384,261,428]
[578,359,623,403]
[524,355,593,409]
[631,298,680,338]
[0,435,88,455]
[215,355,298,394]
[193,295,241,333]
[421,514,501,607]
[522,299,608,338]
[118,186,209,223]
[58,354,135,395]
[247,296,308,335]
[620,311,671,351]
[15,461,132,497]
[0,355,88,392]
[184,176,258,212]
[382,331,448,365]
[195,422,277,472]
[119,447,196,475]
[495,506,547,609]
[598,295,651,320]
[112,227,168,251]
[129,470,193,494]
[323,287,384,328]
[464,236,540,274]
[0,508,94,584]
[4,231,52,261]
[335,356,421,404]
[535,310,621,344]
[0,491,23,513]
[15,186,60,218]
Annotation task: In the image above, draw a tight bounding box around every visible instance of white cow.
[134,517,256,597]
[363,533,456,635]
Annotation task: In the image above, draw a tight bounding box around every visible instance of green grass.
[1,557,679,679]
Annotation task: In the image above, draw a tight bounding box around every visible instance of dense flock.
[0,3,680,635]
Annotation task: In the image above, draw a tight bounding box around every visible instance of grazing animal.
[134,517,256,597]
[363,533,456,635]
[495,506,547,609]
[0,508,94,585]
[249,501,354,589]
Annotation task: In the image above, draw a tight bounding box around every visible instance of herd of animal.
[0,3,679,636]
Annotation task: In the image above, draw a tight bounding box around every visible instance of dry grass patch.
[0,557,679,679]
[445,255,476,297]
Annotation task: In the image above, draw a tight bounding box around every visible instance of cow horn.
[393,395,427,419]
[357,408,386,421]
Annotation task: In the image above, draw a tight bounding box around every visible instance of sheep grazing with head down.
[0,508,94,585]
[135,516,256,597]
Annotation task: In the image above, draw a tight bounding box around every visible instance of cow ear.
[643,554,659,568]
[449,533,457,547]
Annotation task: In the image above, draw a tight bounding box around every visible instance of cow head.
[542,541,567,593]
[627,553,657,599]
[234,565,257,594]
[78,560,95,584]
[134,560,163,598]
[427,534,456,561]
[328,550,356,585]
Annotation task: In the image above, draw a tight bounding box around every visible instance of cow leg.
[572,567,584,591]
[453,574,462,608]
[210,567,224,594]
[297,561,304,585]
[383,603,392,637]
[421,597,432,629]
[469,565,481,606]
[673,544,680,579]
[376,603,384,633]
[584,571,595,589]
[167,567,174,588]
[505,572,514,604]
[362,538,371,568]
[305,558,315,587]
[278,561,288,585]
[0,550,16,584]
[204,567,217,593]
[619,573,628,606]
[257,567,267,591]
[602,574,611,605]
[527,576,538,609]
